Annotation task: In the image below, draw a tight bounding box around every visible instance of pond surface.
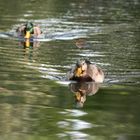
[0,0,140,140]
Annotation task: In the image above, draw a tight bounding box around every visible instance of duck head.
[74,59,90,77]
[24,22,34,39]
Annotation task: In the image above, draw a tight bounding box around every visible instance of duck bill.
[24,31,31,39]
[75,67,82,77]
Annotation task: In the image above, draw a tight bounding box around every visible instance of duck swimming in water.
[17,22,42,39]
[67,59,104,83]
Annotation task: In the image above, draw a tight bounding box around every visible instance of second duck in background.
[17,22,42,39]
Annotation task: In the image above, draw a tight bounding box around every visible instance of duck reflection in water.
[69,82,100,108]
[19,39,40,61]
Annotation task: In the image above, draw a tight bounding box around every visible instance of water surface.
[0,0,140,140]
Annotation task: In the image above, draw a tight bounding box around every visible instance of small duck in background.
[66,59,104,83]
[17,22,42,39]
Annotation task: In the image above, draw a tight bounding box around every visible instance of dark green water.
[0,0,140,140]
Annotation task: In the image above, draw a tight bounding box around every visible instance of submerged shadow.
[75,38,91,48]
[69,82,100,108]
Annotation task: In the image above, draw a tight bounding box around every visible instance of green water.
[0,0,140,140]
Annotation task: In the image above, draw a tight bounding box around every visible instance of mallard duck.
[17,22,41,39]
[67,59,104,83]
